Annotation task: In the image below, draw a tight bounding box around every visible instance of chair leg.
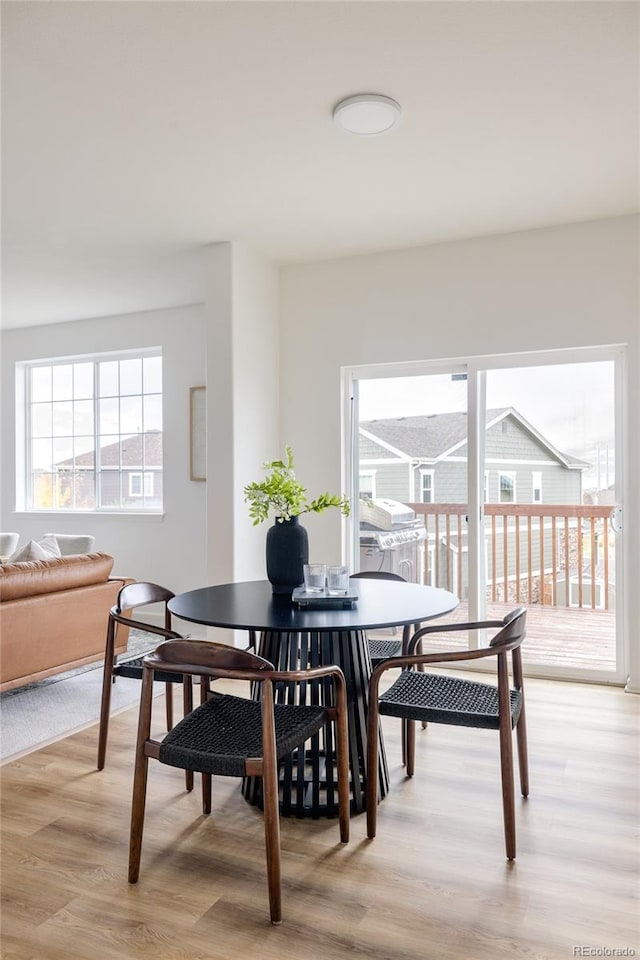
[129,672,154,884]
[334,696,350,844]
[128,750,150,883]
[262,761,282,924]
[97,619,116,770]
[366,702,380,839]
[405,719,416,778]
[165,682,173,731]
[183,678,194,792]
[498,718,517,861]
[516,705,529,798]
[201,773,212,815]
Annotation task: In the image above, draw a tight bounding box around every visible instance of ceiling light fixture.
[333,94,402,135]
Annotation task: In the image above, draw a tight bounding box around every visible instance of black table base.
[242,629,389,818]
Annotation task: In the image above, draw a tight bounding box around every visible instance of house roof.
[57,431,162,469]
[361,408,589,469]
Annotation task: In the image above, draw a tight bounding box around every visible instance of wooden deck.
[374,603,618,674]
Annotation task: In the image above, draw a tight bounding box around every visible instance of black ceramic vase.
[265,516,309,595]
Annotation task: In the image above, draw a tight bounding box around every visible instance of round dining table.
[168,578,458,818]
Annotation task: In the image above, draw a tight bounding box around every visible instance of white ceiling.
[2,1,638,329]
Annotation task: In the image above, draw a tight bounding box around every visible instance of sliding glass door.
[345,348,624,683]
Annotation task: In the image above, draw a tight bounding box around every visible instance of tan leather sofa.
[0,552,133,692]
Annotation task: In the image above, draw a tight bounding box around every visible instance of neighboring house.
[359,407,587,506]
[360,409,590,599]
[51,430,163,510]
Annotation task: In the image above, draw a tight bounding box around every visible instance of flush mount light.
[333,94,402,135]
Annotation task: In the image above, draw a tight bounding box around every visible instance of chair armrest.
[407,619,504,654]
[110,609,183,641]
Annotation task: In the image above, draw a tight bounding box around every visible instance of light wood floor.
[1,676,638,960]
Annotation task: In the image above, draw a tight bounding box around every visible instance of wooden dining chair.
[97,581,193,777]
[128,639,350,924]
[366,606,528,860]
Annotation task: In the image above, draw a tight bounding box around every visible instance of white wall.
[1,304,208,595]
[205,242,280,585]
[279,215,639,686]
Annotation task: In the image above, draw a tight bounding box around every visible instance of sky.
[358,360,615,489]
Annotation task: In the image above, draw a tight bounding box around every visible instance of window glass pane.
[99,397,119,434]
[52,365,73,401]
[73,363,94,399]
[98,435,120,468]
[499,474,515,503]
[74,436,95,466]
[32,438,53,471]
[52,401,73,436]
[99,361,119,397]
[31,367,51,403]
[99,470,121,507]
[53,438,73,467]
[120,396,143,434]
[143,431,162,466]
[143,394,162,431]
[120,434,140,470]
[120,358,142,396]
[72,399,94,436]
[32,403,52,438]
[33,473,55,509]
[143,356,162,394]
[74,469,96,509]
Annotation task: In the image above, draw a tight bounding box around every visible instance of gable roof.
[56,431,162,469]
[361,408,588,469]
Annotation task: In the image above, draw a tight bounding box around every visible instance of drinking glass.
[303,563,326,593]
[327,564,349,596]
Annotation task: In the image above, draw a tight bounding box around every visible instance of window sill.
[12,510,165,520]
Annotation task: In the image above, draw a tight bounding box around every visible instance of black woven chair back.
[350,571,408,667]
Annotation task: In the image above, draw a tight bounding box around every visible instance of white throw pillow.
[8,536,61,563]
[9,540,51,563]
[37,535,62,558]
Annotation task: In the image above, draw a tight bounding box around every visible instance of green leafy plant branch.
[244,445,351,525]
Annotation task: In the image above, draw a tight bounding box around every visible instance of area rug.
[0,632,159,762]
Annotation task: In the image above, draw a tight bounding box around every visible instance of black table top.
[168,579,459,633]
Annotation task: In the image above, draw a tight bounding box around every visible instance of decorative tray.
[291,586,359,609]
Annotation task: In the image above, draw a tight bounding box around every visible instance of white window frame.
[17,347,163,514]
[532,471,542,503]
[129,471,154,498]
[359,470,376,500]
[420,469,434,504]
[498,471,516,503]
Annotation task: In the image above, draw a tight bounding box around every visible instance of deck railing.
[408,502,614,611]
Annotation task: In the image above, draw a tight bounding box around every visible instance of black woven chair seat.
[368,637,403,665]
[158,693,328,777]
[115,655,185,685]
[379,670,522,730]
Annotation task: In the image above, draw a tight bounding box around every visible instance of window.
[129,472,154,498]
[532,471,542,503]
[420,470,434,504]
[359,471,376,500]
[498,472,516,503]
[22,350,162,511]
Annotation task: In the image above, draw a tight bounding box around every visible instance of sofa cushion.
[0,552,114,602]
[44,533,96,556]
